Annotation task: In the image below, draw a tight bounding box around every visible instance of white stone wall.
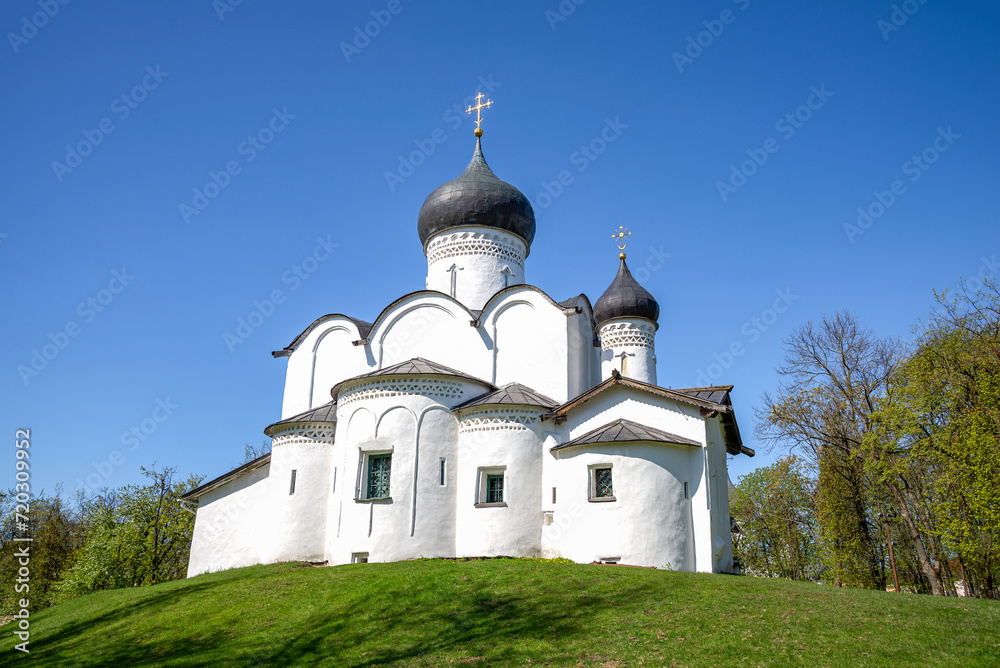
[455,408,545,557]
[424,227,526,311]
[704,416,736,573]
[278,289,603,419]
[265,425,335,564]
[280,317,370,418]
[539,386,719,572]
[186,462,272,577]
[327,377,485,564]
[598,318,657,385]
[481,291,587,403]
[186,273,745,576]
[542,443,701,570]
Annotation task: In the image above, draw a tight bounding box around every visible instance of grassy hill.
[2,559,998,667]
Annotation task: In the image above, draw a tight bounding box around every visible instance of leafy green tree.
[731,455,820,581]
[866,278,1000,598]
[56,466,203,601]
[0,487,82,613]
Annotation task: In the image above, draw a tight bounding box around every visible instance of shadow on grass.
[3,562,664,667]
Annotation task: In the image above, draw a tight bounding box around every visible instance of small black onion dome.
[593,257,660,327]
[417,137,535,250]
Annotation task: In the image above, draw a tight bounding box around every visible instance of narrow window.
[289,470,297,495]
[332,467,337,493]
[367,454,391,499]
[594,467,614,498]
[684,481,689,499]
[440,459,446,486]
[486,473,504,504]
[552,486,557,504]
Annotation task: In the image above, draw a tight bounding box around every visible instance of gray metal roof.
[330,357,495,398]
[673,385,734,405]
[273,314,373,357]
[417,136,535,249]
[456,383,558,410]
[552,418,701,451]
[180,452,271,501]
[263,400,337,436]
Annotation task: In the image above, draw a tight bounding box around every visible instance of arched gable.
[366,293,489,379]
[480,287,582,403]
[280,316,370,419]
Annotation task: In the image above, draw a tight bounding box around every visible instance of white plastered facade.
[184,151,749,578]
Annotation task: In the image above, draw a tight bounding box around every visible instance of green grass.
[2,559,998,667]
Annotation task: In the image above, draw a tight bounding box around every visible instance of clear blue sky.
[3,0,998,494]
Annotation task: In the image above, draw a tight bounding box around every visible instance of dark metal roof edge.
[263,416,337,437]
[180,452,271,501]
[330,357,496,400]
[454,382,559,411]
[275,314,373,357]
[544,374,726,420]
[551,418,702,452]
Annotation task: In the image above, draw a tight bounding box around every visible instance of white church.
[182,101,754,576]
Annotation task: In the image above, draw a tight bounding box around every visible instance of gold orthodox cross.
[466,93,493,137]
[612,226,631,259]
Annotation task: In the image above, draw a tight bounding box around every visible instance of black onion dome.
[593,258,660,327]
[417,137,535,250]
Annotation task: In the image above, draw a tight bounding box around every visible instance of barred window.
[367,454,391,499]
[594,467,614,498]
[486,473,504,504]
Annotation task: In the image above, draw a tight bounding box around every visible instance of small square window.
[366,453,391,499]
[475,468,507,507]
[351,552,369,564]
[589,465,616,502]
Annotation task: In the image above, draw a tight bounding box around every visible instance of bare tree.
[757,311,904,589]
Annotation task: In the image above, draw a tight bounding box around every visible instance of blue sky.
[3,0,998,494]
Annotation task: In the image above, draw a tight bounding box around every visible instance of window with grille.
[595,467,613,497]
[366,454,391,499]
[486,473,504,503]
[589,465,615,502]
[476,467,507,507]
